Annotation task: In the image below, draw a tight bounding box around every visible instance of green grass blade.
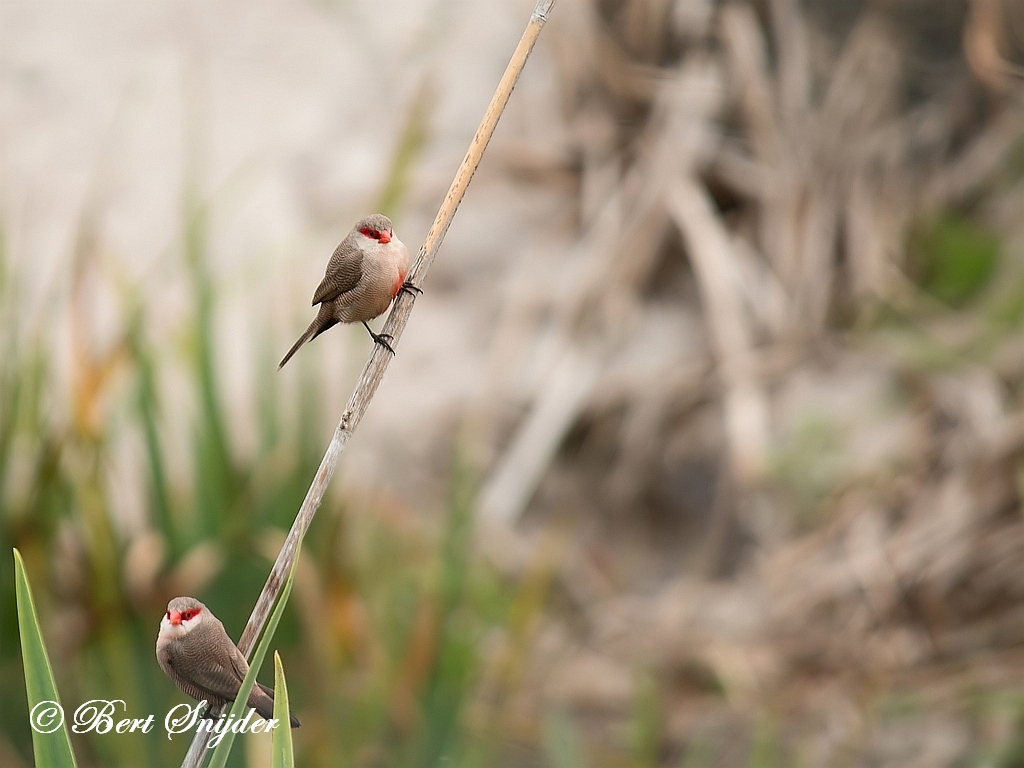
[630,673,661,768]
[207,546,300,768]
[375,77,432,219]
[544,709,586,768]
[13,549,79,768]
[678,736,716,768]
[127,316,178,553]
[271,652,294,768]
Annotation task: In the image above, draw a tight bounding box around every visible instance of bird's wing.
[312,238,364,305]
[228,643,251,684]
[171,621,248,703]
[166,668,230,710]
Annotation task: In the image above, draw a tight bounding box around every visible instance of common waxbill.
[156,596,300,727]
[278,213,417,368]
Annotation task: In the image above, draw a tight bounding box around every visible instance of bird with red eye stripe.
[156,596,300,727]
[278,213,420,368]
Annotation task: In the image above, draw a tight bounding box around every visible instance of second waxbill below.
[279,213,417,369]
[156,596,300,727]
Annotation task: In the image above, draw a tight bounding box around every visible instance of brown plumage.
[156,596,300,728]
[279,213,414,369]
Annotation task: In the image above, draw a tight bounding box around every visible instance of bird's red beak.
[168,610,183,626]
[379,230,392,244]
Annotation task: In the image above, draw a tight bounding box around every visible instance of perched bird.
[156,596,300,727]
[279,213,418,369]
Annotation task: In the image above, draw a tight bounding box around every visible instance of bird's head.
[160,596,207,639]
[354,213,394,245]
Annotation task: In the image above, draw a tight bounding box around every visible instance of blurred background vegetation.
[4,0,1024,766]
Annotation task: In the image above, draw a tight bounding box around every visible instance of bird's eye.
[166,611,171,619]
[359,227,380,240]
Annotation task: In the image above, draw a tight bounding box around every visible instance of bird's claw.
[362,321,396,355]
[371,332,395,356]
[400,280,422,298]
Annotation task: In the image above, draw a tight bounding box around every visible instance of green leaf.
[13,549,79,768]
[910,213,999,307]
[629,673,661,768]
[271,652,294,768]
[543,709,585,768]
[375,77,432,219]
[207,547,301,768]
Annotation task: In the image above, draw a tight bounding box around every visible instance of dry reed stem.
[179,2,556,764]
[768,0,810,131]
[478,59,724,529]
[666,175,769,483]
[965,0,1024,91]
[479,349,601,526]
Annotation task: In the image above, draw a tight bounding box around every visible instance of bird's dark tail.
[251,682,301,728]
[279,314,331,370]
[278,319,317,370]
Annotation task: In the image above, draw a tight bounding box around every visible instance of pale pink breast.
[335,238,410,323]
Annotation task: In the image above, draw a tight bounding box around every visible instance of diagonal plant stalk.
[179,2,556,764]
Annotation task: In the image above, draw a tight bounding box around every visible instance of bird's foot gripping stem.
[362,322,395,356]
[399,280,422,298]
